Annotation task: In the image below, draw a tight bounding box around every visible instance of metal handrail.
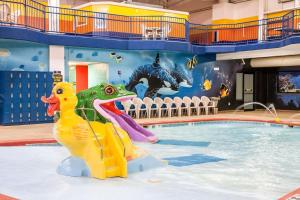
[78,108,104,160]
[78,107,126,158]
[1,0,300,45]
[76,107,97,121]
[110,121,126,158]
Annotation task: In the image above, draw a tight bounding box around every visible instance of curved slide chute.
[94,100,158,143]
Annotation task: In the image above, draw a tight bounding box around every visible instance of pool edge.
[1,117,299,146]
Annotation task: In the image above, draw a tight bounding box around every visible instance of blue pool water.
[142,122,300,199]
[0,121,299,200]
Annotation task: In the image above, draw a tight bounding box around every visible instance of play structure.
[76,84,158,143]
[41,82,159,179]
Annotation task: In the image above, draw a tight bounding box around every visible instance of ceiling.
[165,0,217,13]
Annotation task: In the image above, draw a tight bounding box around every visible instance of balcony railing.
[1,0,300,46]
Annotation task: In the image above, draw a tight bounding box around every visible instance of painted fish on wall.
[186,55,198,70]
[220,83,229,98]
[202,79,212,91]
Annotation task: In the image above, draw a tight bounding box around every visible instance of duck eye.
[104,85,116,95]
[56,88,63,94]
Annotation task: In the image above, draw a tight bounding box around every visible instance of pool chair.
[164,97,178,117]
[201,96,217,115]
[132,97,147,119]
[143,97,158,118]
[9,10,21,24]
[182,96,193,116]
[121,100,136,118]
[0,4,10,23]
[210,97,220,114]
[154,97,168,118]
[159,22,171,40]
[141,24,155,40]
[191,96,204,115]
[0,4,21,24]
[174,97,188,117]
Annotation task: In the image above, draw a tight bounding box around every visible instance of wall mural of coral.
[65,47,243,110]
[0,39,49,72]
[275,71,300,109]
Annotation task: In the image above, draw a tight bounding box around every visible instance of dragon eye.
[56,88,63,94]
[104,85,116,95]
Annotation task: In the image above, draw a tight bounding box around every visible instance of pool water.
[0,122,299,200]
[143,122,300,199]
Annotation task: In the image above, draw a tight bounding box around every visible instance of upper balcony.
[1,0,300,53]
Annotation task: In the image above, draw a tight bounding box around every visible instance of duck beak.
[41,94,60,117]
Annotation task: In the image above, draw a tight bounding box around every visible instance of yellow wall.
[266,10,290,19]
[212,16,258,25]
[90,4,189,20]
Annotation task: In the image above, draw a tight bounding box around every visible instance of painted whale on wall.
[126,54,192,97]
[171,64,192,88]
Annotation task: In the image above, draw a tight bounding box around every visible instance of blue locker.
[0,71,54,125]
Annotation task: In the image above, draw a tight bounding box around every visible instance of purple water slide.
[105,109,158,143]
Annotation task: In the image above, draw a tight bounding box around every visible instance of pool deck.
[0,110,299,146]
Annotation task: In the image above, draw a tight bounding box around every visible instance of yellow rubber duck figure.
[41,82,135,179]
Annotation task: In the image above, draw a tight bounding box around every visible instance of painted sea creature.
[92,51,98,57]
[115,55,123,63]
[186,55,198,70]
[220,83,229,98]
[31,55,39,61]
[126,54,179,97]
[202,79,212,91]
[109,52,123,63]
[170,70,192,88]
[109,52,117,58]
[12,65,25,71]
[76,53,83,59]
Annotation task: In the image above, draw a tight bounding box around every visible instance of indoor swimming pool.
[0,122,299,200]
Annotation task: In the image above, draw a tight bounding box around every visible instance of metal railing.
[0,0,186,40]
[190,10,300,45]
[1,0,300,45]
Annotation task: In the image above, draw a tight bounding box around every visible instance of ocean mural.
[275,94,300,109]
[65,47,243,110]
[278,71,300,93]
[275,71,300,109]
[0,39,49,72]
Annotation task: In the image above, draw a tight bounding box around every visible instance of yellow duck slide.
[41,82,137,179]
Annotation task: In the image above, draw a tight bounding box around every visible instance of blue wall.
[65,47,243,110]
[0,39,49,72]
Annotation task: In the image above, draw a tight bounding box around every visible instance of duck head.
[41,82,77,116]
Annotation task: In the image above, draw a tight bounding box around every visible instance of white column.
[295,0,300,8]
[48,0,60,32]
[258,0,265,42]
[49,45,65,81]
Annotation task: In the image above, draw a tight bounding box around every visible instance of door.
[88,63,109,88]
[76,64,89,93]
[244,74,254,110]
